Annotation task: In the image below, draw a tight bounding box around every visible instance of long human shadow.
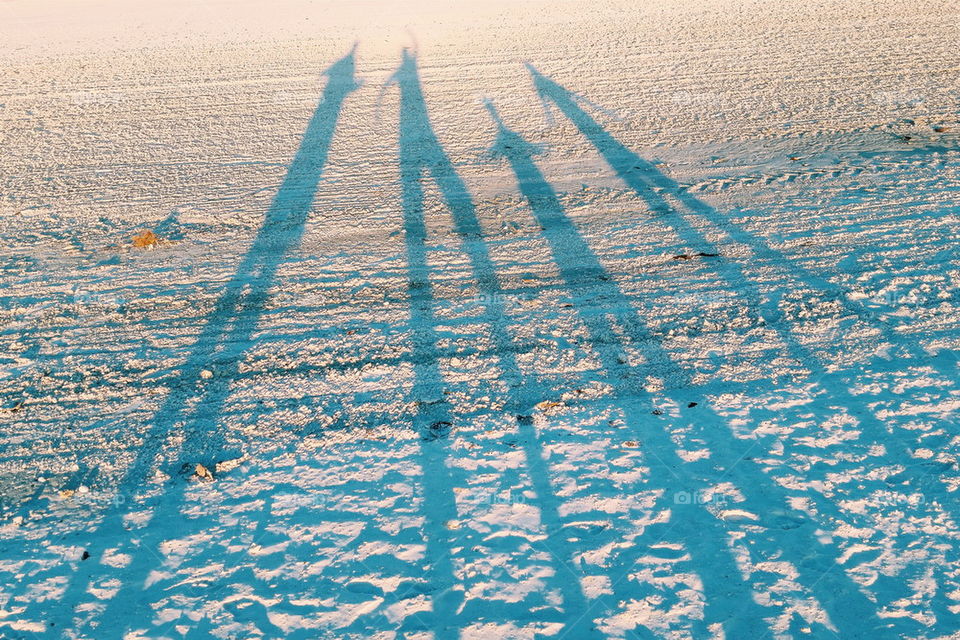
[15,47,359,637]
[482,100,775,636]
[485,99,903,637]
[384,48,464,640]
[527,65,960,588]
[387,49,606,639]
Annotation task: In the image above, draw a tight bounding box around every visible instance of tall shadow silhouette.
[17,47,359,638]
[526,65,960,592]
[383,48,466,640]
[388,49,605,639]
[485,97,902,637]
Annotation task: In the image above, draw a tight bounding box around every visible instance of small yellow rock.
[132,230,159,248]
[194,464,214,481]
[535,400,563,412]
